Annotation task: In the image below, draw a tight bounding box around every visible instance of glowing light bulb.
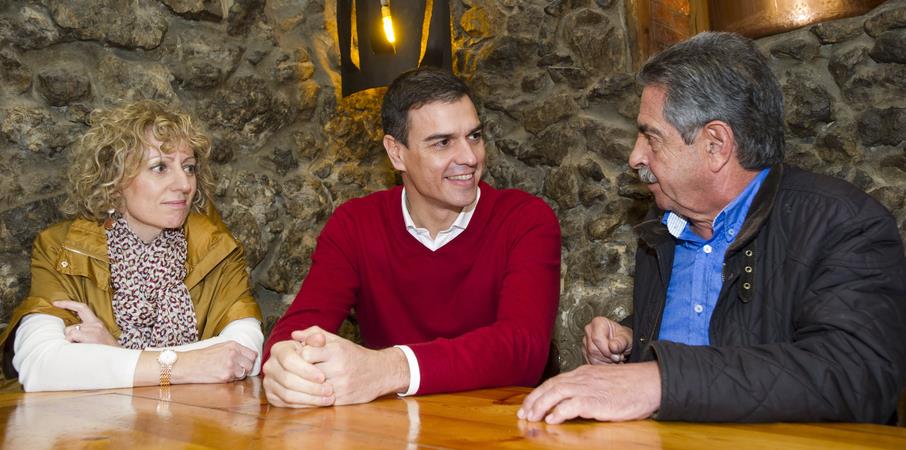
[381,4,395,44]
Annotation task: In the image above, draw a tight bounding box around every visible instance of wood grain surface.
[2,378,904,449]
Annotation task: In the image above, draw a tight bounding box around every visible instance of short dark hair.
[381,67,472,146]
[638,32,785,169]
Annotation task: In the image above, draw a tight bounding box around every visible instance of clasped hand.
[263,326,408,408]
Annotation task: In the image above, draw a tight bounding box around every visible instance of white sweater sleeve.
[13,314,140,392]
[13,315,265,392]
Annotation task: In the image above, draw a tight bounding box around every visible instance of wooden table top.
[2,377,904,449]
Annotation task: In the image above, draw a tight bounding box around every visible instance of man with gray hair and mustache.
[519,31,906,424]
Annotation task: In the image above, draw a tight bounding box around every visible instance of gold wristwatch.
[157,349,178,386]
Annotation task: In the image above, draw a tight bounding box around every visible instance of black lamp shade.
[338,0,452,96]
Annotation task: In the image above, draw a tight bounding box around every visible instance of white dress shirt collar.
[401,187,480,252]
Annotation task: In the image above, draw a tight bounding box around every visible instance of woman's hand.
[171,341,258,384]
[53,300,120,347]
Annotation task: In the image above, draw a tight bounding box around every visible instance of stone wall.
[0,0,904,373]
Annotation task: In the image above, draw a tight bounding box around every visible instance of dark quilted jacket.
[628,164,906,423]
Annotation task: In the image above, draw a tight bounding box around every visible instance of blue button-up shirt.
[657,169,770,346]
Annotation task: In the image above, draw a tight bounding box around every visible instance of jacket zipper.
[646,297,664,346]
[61,245,103,262]
[643,245,669,350]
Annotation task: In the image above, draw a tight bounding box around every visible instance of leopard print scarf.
[107,215,198,349]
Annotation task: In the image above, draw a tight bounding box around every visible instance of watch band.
[157,349,177,386]
[159,365,172,387]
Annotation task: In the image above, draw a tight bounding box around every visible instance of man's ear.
[384,134,407,172]
[702,120,735,173]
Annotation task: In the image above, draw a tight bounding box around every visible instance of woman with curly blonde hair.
[0,100,263,391]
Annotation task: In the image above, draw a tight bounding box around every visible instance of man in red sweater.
[262,68,561,407]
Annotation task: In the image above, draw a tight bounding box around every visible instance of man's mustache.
[638,166,658,184]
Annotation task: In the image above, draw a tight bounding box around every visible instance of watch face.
[159,349,177,366]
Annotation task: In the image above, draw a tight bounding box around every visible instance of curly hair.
[63,100,215,221]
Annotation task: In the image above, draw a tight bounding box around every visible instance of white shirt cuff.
[393,344,420,396]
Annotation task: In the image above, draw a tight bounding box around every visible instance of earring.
[103,208,115,230]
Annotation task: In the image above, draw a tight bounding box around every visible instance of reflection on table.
[2,377,905,449]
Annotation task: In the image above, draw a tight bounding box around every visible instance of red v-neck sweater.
[263,182,561,394]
